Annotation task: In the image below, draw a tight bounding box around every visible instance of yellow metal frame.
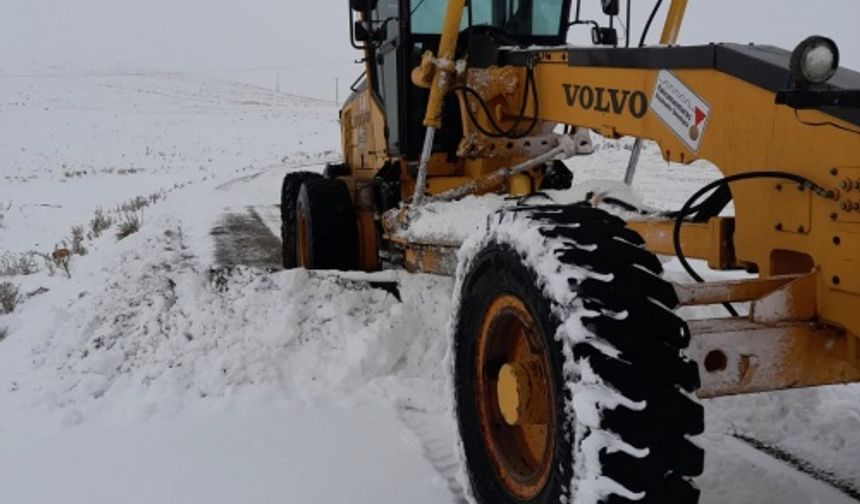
[422,0,466,128]
[339,0,860,396]
[660,0,689,45]
[691,317,860,398]
[530,60,860,337]
[628,217,736,270]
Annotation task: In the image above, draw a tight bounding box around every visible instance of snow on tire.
[453,205,704,504]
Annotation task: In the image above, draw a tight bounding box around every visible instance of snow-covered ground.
[1,72,859,504]
[0,72,336,254]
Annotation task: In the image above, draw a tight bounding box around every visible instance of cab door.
[371,0,404,157]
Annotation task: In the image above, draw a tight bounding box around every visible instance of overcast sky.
[1,0,857,100]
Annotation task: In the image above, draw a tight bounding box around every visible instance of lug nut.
[842,179,853,191]
[842,200,853,211]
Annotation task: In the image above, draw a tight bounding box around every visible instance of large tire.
[295,177,358,270]
[454,205,704,504]
[281,171,323,268]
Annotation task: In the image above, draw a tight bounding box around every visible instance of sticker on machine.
[650,70,711,152]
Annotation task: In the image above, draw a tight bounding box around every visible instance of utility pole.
[276,71,281,93]
[335,78,339,104]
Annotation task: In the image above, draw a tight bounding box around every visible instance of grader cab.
[280,1,860,502]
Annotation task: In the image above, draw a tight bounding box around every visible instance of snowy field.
[1,72,859,504]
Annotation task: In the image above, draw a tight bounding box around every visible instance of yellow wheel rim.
[475,294,556,500]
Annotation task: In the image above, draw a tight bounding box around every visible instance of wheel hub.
[497,360,549,426]
[497,363,523,426]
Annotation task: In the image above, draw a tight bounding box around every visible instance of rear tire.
[454,205,703,504]
[295,177,358,270]
[281,171,323,268]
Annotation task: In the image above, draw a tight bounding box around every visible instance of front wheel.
[454,205,704,504]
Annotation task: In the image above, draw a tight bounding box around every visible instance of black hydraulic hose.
[673,171,836,317]
[450,65,540,139]
[638,0,663,47]
[625,0,631,48]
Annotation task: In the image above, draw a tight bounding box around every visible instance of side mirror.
[354,21,387,43]
[351,0,378,11]
[601,0,619,16]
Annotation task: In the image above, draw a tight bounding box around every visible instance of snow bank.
[0,211,455,426]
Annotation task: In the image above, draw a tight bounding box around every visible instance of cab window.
[410,0,565,37]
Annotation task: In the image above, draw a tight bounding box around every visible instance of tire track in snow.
[726,434,860,504]
[397,406,470,504]
[213,159,335,192]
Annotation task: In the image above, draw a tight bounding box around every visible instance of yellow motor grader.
[280,1,860,502]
